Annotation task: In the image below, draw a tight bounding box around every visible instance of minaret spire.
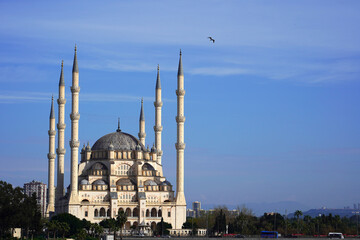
[46,96,56,216]
[138,98,146,146]
[69,45,80,206]
[59,60,64,86]
[56,60,66,207]
[175,50,186,227]
[72,45,78,73]
[117,117,121,132]
[154,65,163,166]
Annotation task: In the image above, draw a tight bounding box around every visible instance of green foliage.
[182,217,198,236]
[117,210,127,240]
[0,180,42,239]
[51,212,85,237]
[189,205,360,236]
[155,218,172,236]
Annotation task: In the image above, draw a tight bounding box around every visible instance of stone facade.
[47,47,186,232]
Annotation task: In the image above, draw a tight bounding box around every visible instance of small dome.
[108,142,114,150]
[136,144,141,151]
[80,179,90,185]
[144,180,157,186]
[160,180,172,186]
[116,178,136,186]
[93,179,107,185]
[86,142,91,151]
[142,163,155,171]
[151,144,157,153]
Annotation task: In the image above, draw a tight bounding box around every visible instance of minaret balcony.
[47,153,56,159]
[57,123,66,130]
[176,89,185,96]
[48,130,56,136]
[70,112,80,121]
[154,101,163,107]
[57,98,66,105]
[175,142,186,150]
[176,116,186,123]
[138,132,146,138]
[57,148,66,155]
[157,150,163,156]
[69,140,80,148]
[153,125,163,131]
[70,86,80,93]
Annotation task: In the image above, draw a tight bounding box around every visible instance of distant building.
[186,201,239,218]
[24,180,47,217]
[193,201,201,217]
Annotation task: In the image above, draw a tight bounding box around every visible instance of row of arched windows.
[94,208,111,217]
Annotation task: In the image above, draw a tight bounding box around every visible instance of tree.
[0,181,42,239]
[183,217,198,236]
[182,217,198,236]
[294,210,303,233]
[51,212,83,237]
[117,210,127,240]
[213,209,226,235]
[59,222,70,239]
[155,218,172,236]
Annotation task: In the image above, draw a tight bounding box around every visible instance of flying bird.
[208,37,215,43]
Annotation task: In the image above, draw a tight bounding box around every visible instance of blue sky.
[1,0,360,211]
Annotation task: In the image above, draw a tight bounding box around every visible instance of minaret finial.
[117,117,121,132]
[72,44,79,73]
[50,95,55,119]
[140,98,145,121]
[178,49,183,76]
[156,65,161,89]
[59,60,65,86]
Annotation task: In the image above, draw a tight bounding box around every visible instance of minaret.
[138,98,146,146]
[175,50,186,205]
[56,60,66,205]
[46,96,56,216]
[154,65,163,165]
[69,45,80,205]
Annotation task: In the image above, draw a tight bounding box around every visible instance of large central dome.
[91,130,145,151]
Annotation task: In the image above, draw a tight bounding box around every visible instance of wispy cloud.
[0,91,175,104]
[190,67,250,76]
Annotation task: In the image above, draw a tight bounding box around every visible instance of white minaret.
[56,60,66,205]
[69,45,80,206]
[154,65,163,165]
[175,51,186,205]
[46,96,56,216]
[138,98,146,146]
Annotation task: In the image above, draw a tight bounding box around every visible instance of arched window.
[107,209,111,217]
[94,209,98,217]
[146,209,150,217]
[125,208,131,217]
[117,164,131,175]
[100,207,106,217]
[151,208,157,217]
[118,208,124,214]
[158,209,162,217]
[133,207,139,217]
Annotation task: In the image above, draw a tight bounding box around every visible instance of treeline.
[0,180,42,239]
[185,206,360,236]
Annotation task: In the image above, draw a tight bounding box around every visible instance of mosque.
[46,46,187,232]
